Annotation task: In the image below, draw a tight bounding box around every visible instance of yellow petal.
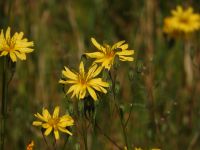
[59,115,74,127]
[10,52,17,62]
[119,43,128,50]
[87,86,97,100]
[92,66,103,77]
[6,27,11,40]
[116,50,134,56]
[34,113,47,122]
[79,61,85,76]
[17,32,24,40]
[112,40,125,49]
[62,67,77,80]
[89,78,109,88]
[58,127,72,136]
[91,38,105,52]
[19,48,34,53]
[85,52,104,58]
[67,84,78,94]
[119,56,134,61]
[54,130,60,140]
[53,106,60,118]
[32,121,42,126]
[42,123,50,128]
[79,89,86,99]
[87,64,102,79]
[42,108,51,119]
[91,85,107,93]
[44,127,53,136]
[13,51,26,60]
[0,51,8,56]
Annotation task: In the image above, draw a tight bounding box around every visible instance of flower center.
[5,38,16,51]
[48,118,60,126]
[179,16,189,24]
[78,75,87,86]
[106,51,115,58]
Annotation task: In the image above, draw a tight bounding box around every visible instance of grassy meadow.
[0,0,200,150]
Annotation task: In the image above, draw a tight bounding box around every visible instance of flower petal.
[44,127,53,136]
[53,106,60,118]
[87,86,97,100]
[79,61,85,76]
[6,27,11,40]
[42,108,51,119]
[62,67,77,80]
[58,127,72,136]
[54,129,60,140]
[91,38,106,52]
[10,52,17,62]
[32,121,42,126]
[85,52,104,58]
[112,40,125,49]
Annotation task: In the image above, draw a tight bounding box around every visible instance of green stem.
[42,131,52,150]
[62,136,69,150]
[109,71,129,150]
[95,123,123,150]
[82,117,88,150]
[53,137,57,150]
[0,57,8,150]
[74,100,88,150]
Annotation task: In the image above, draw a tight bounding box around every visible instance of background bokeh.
[0,0,200,149]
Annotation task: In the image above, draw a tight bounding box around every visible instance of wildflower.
[163,6,200,36]
[59,61,109,101]
[0,27,34,62]
[26,141,34,150]
[32,106,74,140]
[85,38,134,70]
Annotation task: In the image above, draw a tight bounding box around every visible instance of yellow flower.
[59,61,109,101]
[85,38,134,70]
[163,6,200,36]
[0,27,34,62]
[26,141,34,150]
[32,106,74,140]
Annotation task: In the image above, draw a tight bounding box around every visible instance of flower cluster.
[59,37,134,101]
[163,6,200,37]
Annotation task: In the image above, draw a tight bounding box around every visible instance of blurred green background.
[0,0,200,149]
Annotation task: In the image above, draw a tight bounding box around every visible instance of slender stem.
[62,136,69,150]
[74,100,88,150]
[184,39,193,87]
[42,131,52,150]
[81,117,88,150]
[53,137,57,150]
[0,57,8,150]
[95,123,123,150]
[125,104,133,128]
[109,71,129,150]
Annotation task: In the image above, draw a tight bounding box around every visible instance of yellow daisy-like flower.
[59,61,109,101]
[85,38,134,70]
[26,141,34,150]
[32,106,74,140]
[0,27,34,62]
[163,6,200,36]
